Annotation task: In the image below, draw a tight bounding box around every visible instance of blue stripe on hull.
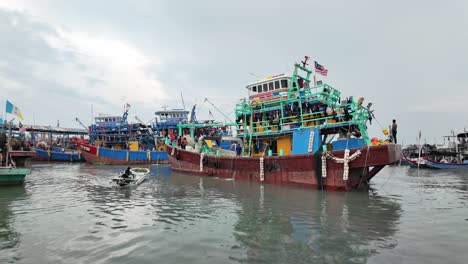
[96,147,168,161]
[35,149,85,162]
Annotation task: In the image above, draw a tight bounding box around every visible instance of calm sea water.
[0,163,467,264]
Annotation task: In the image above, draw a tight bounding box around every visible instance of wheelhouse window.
[263,83,268,92]
[275,80,280,89]
[269,82,274,91]
[281,79,288,88]
[252,86,257,92]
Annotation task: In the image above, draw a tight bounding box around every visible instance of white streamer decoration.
[324,149,362,180]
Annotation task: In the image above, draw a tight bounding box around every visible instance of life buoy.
[202,156,208,165]
[250,100,258,107]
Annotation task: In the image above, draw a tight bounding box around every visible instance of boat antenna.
[249,72,260,79]
[180,92,186,110]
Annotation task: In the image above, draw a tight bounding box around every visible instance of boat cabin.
[94,115,123,128]
[153,109,189,131]
[246,74,293,99]
[89,113,156,150]
[235,61,371,157]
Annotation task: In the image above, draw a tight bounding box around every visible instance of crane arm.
[74,118,88,130]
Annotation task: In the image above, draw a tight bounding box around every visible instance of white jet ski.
[111,167,150,187]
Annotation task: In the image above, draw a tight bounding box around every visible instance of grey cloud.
[1,1,467,143]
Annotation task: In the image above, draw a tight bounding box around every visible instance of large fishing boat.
[166,57,401,191]
[77,105,168,165]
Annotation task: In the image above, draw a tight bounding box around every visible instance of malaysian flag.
[314,61,328,76]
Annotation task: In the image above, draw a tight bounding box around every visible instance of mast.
[180,92,186,110]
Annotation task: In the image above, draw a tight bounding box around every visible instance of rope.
[259,157,264,182]
[200,152,204,172]
[321,152,327,178]
[358,145,371,187]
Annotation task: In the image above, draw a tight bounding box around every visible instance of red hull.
[166,144,401,191]
[76,142,168,165]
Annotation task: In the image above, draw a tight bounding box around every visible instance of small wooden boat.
[423,158,468,169]
[111,167,150,187]
[403,155,430,169]
[0,167,32,186]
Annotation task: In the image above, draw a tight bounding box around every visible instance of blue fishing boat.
[35,147,84,162]
[77,105,168,165]
[421,131,468,169]
[423,158,468,169]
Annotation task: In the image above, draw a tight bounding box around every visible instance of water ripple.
[0,164,467,263]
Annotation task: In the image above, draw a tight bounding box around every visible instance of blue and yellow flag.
[5,100,24,120]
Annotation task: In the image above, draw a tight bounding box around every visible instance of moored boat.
[78,142,167,165]
[0,167,31,186]
[403,156,429,169]
[34,147,85,162]
[76,105,168,165]
[423,157,468,169]
[166,57,402,191]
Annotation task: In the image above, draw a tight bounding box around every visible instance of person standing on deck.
[391,119,398,144]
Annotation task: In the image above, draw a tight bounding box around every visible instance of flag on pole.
[5,100,24,120]
[314,61,328,76]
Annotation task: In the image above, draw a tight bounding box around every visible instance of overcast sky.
[0,0,467,144]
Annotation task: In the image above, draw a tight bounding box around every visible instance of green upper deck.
[234,61,372,145]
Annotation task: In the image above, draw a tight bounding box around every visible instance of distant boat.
[403,155,429,168]
[421,131,468,169]
[423,157,468,169]
[77,105,167,165]
[77,142,167,165]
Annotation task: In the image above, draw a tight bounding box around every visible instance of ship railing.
[237,112,365,137]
